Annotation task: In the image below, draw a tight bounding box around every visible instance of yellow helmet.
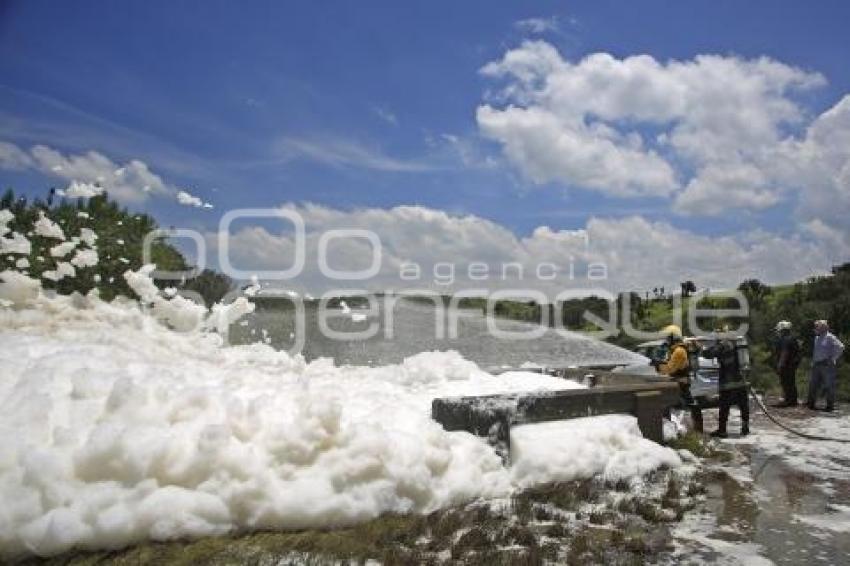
[661,324,683,340]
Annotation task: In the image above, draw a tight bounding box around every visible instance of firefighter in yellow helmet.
[656,325,688,378]
[652,325,704,432]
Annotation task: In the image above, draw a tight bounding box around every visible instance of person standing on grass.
[807,320,845,412]
[773,321,801,407]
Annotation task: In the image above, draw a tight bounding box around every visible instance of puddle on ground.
[664,410,850,565]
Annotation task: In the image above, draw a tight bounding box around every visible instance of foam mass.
[0,253,681,559]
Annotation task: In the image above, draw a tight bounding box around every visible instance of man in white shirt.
[807,320,846,412]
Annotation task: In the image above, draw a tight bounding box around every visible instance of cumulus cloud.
[580,217,831,291]
[782,95,850,250]
[57,180,105,199]
[477,104,679,196]
[0,140,172,204]
[0,140,217,210]
[28,144,170,203]
[673,162,780,215]
[206,203,836,297]
[477,42,835,210]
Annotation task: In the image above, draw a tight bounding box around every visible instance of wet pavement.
[662,400,850,565]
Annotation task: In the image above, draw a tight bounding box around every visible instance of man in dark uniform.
[705,336,750,438]
[773,321,800,407]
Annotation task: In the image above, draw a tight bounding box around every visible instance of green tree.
[181,269,234,307]
[738,279,772,309]
[1,189,189,300]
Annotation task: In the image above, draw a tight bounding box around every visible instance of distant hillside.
[482,265,850,401]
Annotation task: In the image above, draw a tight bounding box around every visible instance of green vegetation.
[182,268,235,307]
[1,188,232,305]
[483,265,850,401]
[668,431,733,462]
[742,265,850,400]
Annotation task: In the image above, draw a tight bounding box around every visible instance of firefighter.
[704,336,750,438]
[773,321,801,407]
[652,325,704,432]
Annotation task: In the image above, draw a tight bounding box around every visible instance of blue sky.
[2,0,850,291]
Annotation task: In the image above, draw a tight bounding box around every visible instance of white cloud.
[177,190,213,209]
[0,140,220,210]
[276,136,433,172]
[373,106,398,126]
[207,203,837,296]
[28,145,171,204]
[438,133,500,170]
[57,180,104,199]
[477,42,830,207]
[0,140,172,204]
[514,17,560,35]
[783,95,850,249]
[673,162,780,215]
[0,141,34,170]
[477,104,679,196]
[674,93,850,244]
[580,217,832,291]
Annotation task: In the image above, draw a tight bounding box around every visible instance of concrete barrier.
[431,370,682,463]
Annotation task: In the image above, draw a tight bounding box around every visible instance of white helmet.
[775,320,792,332]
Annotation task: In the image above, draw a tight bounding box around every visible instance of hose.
[747,386,850,443]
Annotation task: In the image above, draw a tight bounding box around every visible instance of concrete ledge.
[431,375,681,463]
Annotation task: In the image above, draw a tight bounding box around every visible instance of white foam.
[0,209,12,235]
[0,232,31,256]
[123,265,208,332]
[33,212,65,240]
[50,241,78,258]
[0,210,30,256]
[42,261,76,282]
[243,275,261,297]
[0,270,41,307]
[0,266,681,558]
[794,503,850,533]
[79,228,97,246]
[510,416,682,487]
[724,414,850,481]
[70,249,98,269]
